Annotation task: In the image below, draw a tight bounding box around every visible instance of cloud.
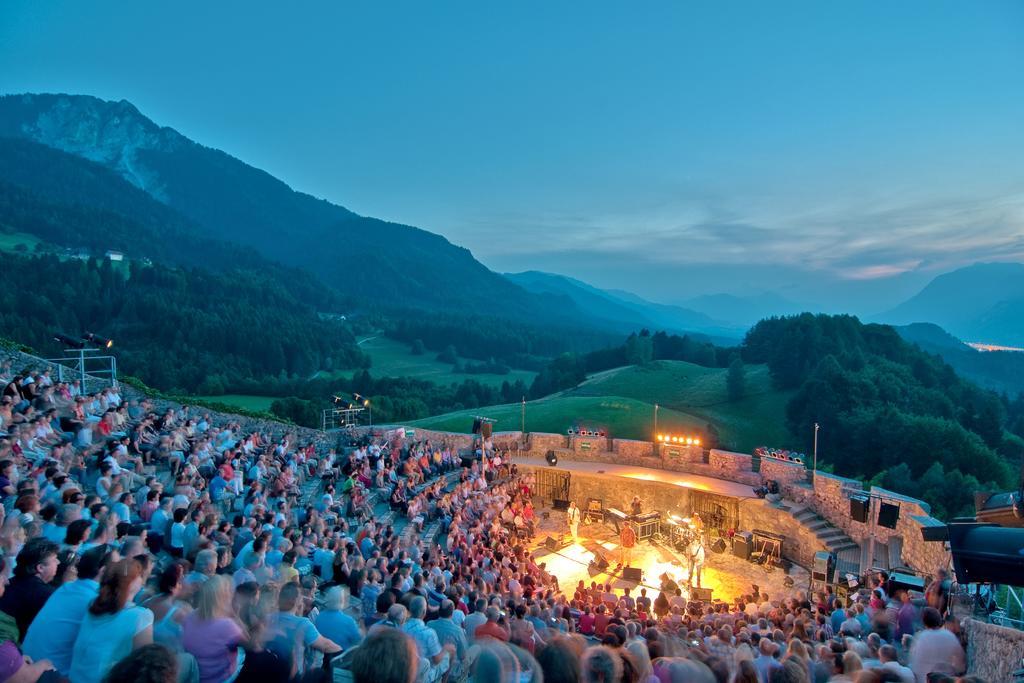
[460,190,1024,284]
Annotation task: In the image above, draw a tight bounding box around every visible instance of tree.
[727,356,746,401]
[625,332,653,366]
[410,338,425,356]
[437,344,458,364]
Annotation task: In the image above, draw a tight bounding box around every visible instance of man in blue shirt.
[22,545,114,676]
[403,596,453,682]
[268,582,341,675]
[313,587,362,651]
[428,600,467,679]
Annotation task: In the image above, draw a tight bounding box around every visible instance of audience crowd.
[0,360,984,683]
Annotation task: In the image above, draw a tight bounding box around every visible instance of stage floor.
[513,455,756,499]
[530,514,808,605]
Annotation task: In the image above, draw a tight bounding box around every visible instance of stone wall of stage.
[357,425,950,574]
[517,463,830,569]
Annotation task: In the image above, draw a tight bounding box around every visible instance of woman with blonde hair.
[181,575,246,683]
[69,557,154,683]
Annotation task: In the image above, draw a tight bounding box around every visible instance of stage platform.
[513,454,756,499]
[530,514,809,604]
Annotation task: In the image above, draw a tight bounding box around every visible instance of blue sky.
[2,1,1023,310]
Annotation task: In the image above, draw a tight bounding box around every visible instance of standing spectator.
[908,607,965,683]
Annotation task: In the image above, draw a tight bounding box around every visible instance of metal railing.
[46,348,118,393]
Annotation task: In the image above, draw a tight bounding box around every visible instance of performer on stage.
[687,537,706,589]
[629,495,642,516]
[567,501,581,541]
[619,521,637,567]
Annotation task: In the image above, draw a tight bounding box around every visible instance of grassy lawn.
[0,231,46,254]
[567,360,794,452]
[193,394,277,412]
[357,335,536,389]
[410,395,705,439]
[413,360,796,452]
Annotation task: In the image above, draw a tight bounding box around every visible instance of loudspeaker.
[622,567,642,582]
[545,450,558,467]
[812,551,835,583]
[471,418,482,435]
[711,538,727,554]
[482,422,493,438]
[590,552,610,571]
[850,497,869,523]
[733,536,752,561]
[691,587,713,602]
[544,536,559,552]
[878,502,900,529]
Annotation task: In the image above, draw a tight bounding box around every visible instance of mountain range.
[2,92,1024,358]
[0,93,571,323]
[505,271,744,342]
[878,262,1024,347]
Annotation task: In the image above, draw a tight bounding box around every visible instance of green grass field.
[0,231,46,254]
[193,394,277,412]
[410,395,706,439]
[358,335,536,389]
[412,360,795,452]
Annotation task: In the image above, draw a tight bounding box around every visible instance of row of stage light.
[656,434,702,446]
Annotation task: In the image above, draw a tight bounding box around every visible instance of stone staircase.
[777,499,861,576]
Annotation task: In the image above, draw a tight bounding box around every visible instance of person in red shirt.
[594,604,610,637]
[474,607,510,642]
[620,522,637,567]
[578,605,596,636]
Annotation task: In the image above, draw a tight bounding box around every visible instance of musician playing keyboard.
[630,495,642,516]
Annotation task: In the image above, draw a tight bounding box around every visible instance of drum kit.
[665,513,705,551]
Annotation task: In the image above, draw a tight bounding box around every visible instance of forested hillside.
[0,253,367,393]
[744,314,1022,517]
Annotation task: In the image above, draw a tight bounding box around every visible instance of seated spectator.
[0,537,59,637]
[352,628,419,683]
[69,557,154,683]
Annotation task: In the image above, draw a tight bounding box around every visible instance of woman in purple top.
[182,575,246,683]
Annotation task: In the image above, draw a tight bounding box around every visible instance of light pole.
[654,403,659,439]
[813,422,820,482]
[521,396,526,434]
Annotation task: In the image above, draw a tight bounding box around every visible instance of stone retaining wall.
[760,457,807,488]
[963,618,1024,682]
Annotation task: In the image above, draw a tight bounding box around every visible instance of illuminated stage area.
[531,516,809,605]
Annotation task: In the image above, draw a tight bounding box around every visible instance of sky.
[2,1,1024,312]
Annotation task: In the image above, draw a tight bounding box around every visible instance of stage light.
[53,333,85,349]
[685,437,693,445]
[82,332,113,349]
[694,438,701,446]
[657,434,663,441]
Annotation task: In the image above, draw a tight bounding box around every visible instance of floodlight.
[82,332,113,349]
[54,333,85,349]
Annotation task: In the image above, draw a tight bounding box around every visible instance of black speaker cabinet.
[850,497,870,523]
[733,532,752,561]
[878,502,900,529]
[691,587,713,602]
[552,499,570,511]
[711,538,728,554]
[622,567,642,582]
